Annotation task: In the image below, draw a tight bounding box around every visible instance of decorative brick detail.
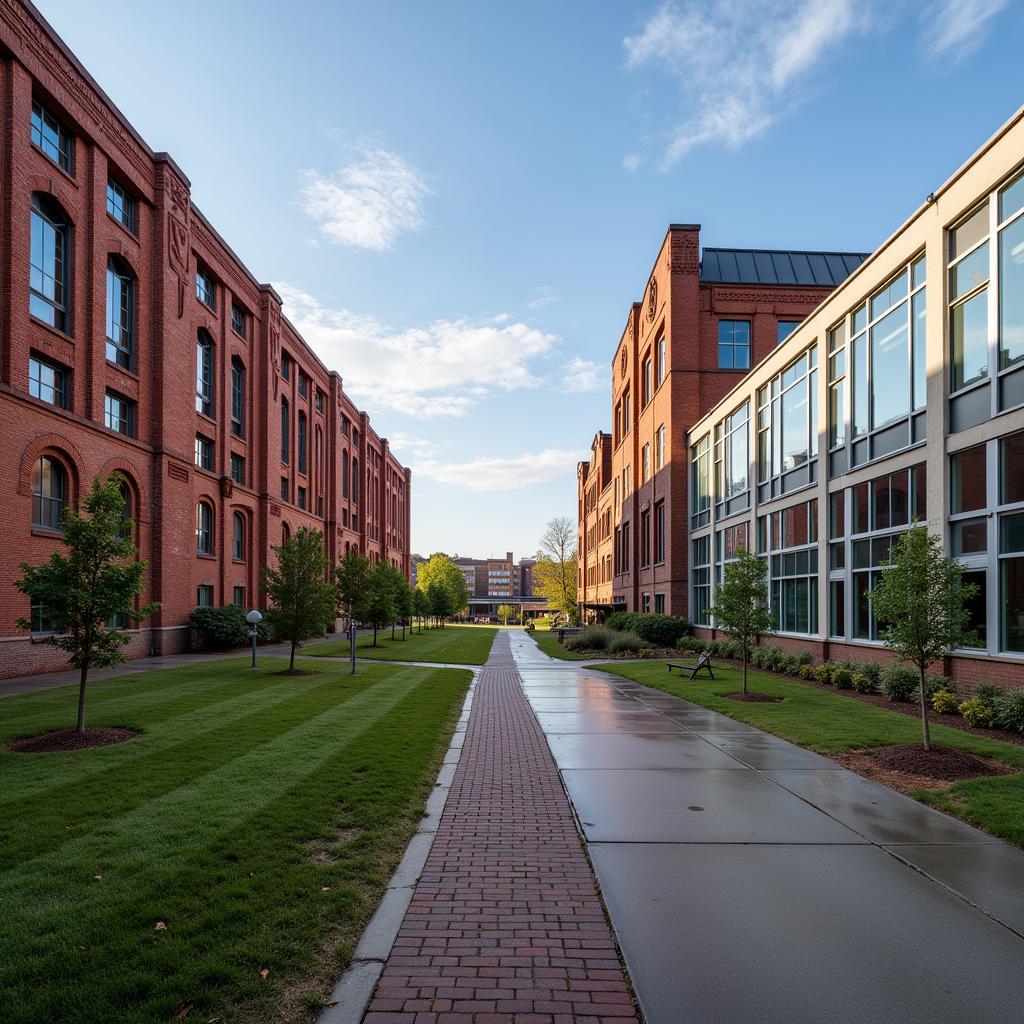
[365,634,640,1024]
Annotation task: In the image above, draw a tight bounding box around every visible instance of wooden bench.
[556,627,582,643]
[666,652,714,679]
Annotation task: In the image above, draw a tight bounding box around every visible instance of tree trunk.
[289,640,297,672]
[391,621,396,640]
[76,662,89,735]
[373,624,378,646]
[919,664,932,752]
[742,650,748,695]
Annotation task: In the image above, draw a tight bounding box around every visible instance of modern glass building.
[688,106,1024,685]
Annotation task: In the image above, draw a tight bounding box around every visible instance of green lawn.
[307,624,497,665]
[0,657,471,1024]
[529,631,589,661]
[592,660,1024,849]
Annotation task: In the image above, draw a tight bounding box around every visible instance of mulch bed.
[833,744,1014,794]
[7,727,138,753]
[726,692,783,703]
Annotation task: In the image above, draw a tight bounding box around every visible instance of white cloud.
[920,0,1009,61]
[528,286,558,309]
[415,449,586,492]
[623,1,862,166]
[387,433,441,462]
[623,153,642,173]
[298,147,429,250]
[562,357,603,393]
[277,284,560,417]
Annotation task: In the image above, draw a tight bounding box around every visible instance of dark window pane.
[1001,431,1024,505]
[951,445,987,513]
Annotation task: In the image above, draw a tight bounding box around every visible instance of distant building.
[451,552,549,619]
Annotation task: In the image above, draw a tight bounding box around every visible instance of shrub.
[994,689,1024,734]
[607,632,651,654]
[959,698,996,729]
[812,662,835,684]
[564,625,612,651]
[797,651,814,667]
[190,605,270,650]
[851,672,875,694]
[926,675,957,697]
[798,663,814,679]
[678,636,706,653]
[859,662,882,688]
[880,665,918,702]
[931,690,960,715]
[832,668,853,690]
[605,612,689,647]
[974,683,1005,711]
[782,653,802,675]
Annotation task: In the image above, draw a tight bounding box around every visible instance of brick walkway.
[364,632,639,1024]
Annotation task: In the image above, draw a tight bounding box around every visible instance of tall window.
[756,346,817,481]
[691,434,711,523]
[230,452,245,484]
[281,353,291,381]
[197,584,214,608]
[766,500,819,635]
[31,99,72,171]
[656,424,666,470]
[718,320,750,370]
[196,331,213,416]
[231,302,246,338]
[642,443,650,482]
[104,391,134,436]
[232,512,245,561]
[654,499,665,564]
[105,257,134,369]
[827,323,846,449]
[195,435,213,470]
[999,170,1024,371]
[29,355,68,408]
[196,501,213,554]
[641,354,653,407]
[714,403,749,501]
[656,335,666,387]
[949,204,989,391]
[352,457,360,503]
[297,411,307,473]
[342,449,350,498]
[195,266,215,308]
[231,358,245,437]
[106,178,135,232]
[30,195,68,330]
[280,400,290,463]
[639,508,651,568]
[691,536,711,625]
[32,455,66,530]
[298,371,308,399]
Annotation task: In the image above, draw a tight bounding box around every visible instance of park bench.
[666,651,714,679]
[557,627,582,643]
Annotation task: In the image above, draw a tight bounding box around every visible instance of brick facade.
[0,1,411,677]
[578,224,850,620]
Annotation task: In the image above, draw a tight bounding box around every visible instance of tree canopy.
[16,476,159,733]
[534,516,578,623]
[335,550,370,621]
[416,553,468,621]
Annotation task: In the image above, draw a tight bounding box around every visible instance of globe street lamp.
[246,609,263,669]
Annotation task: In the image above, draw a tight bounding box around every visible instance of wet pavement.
[508,629,1024,1024]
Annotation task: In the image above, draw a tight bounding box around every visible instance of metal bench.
[666,651,714,679]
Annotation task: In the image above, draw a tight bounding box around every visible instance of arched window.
[352,457,360,503]
[281,522,290,544]
[105,256,134,369]
[342,449,349,498]
[196,331,214,416]
[112,475,134,540]
[32,455,67,530]
[297,411,307,474]
[30,194,69,331]
[196,501,213,554]
[231,358,245,437]
[232,511,245,561]
[281,399,290,464]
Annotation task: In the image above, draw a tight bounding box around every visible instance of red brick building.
[578,224,866,620]
[0,0,411,676]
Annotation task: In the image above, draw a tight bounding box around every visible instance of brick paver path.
[364,632,639,1024]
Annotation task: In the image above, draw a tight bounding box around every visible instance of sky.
[37,0,1024,559]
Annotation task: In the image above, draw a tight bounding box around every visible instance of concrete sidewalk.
[509,629,1024,1024]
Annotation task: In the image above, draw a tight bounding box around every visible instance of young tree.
[262,527,337,672]
[16,476,160,735]
[383,564,408,640]
[426,582,453,627]
[496,603,517,625]
[416,553,469,622]
[362,562,397,645]
[709,548,773,695]
[335,550,370,626]
[395,581,414,640]
[870,525,978,751]
[411,587,429,632]
[535,516,579,624]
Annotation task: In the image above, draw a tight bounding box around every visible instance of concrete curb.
[317,672,477,1024]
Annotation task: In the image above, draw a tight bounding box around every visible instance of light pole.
[349,618,358,675]
[246,609,263,669]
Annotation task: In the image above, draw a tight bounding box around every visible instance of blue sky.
[39,0,1024,559]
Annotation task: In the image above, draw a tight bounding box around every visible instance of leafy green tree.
[16,476,160,735]
[262,527,336,672]
[381,564,408,640]
[395,580,414,640]
[416,553,469,621]
[709,548,773,695]
[335,550,370,625]
[411,587,429,632]
[362,562,397,645]
[497,603,517,625]
[535,516,579,624]
[870,525,978,751]
[426,582,453,627]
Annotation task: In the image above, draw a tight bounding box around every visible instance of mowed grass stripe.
[1,663,429,883]
[0,660,350,807]
[0,666,470,1024]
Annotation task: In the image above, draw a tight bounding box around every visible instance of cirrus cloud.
[414,449,587,492]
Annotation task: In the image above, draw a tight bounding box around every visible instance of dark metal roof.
[700,248,870,287]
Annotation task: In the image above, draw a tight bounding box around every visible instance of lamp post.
[246,609,263,669]
[349,618,358,675]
